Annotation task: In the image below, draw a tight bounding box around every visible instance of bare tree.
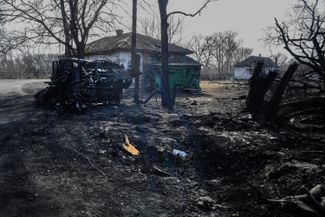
[0,21,6,54]
[0,7,11,54]
[187,35,214,68]
[233,47,253,65]
[188,31,252,79]
[0,52,54,79]
[268,0,325,79]
[158,0,173,109]
[0,8,29,55]
[210,31,252,78]
[210,32,226,76]
[140,15,185,44]
[1,0,122,58]
[158,0,216,110]
[224,31,240,75]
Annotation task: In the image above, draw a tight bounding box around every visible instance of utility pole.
[132,0,139,103]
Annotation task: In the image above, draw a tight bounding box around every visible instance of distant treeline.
[187,31,253,80]
[0,53,55,79]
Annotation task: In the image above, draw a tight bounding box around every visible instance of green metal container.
[154,65,201,90]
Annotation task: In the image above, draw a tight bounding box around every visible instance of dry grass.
[200,80,247,92]
[200,81,228,91]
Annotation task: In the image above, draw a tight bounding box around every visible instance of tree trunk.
[59,0,71,57]
[246,62,277,116]
[158,0,173,110]
[76,42,86,59]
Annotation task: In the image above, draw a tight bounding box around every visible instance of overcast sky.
[170,0,294,56]
[131,0,295,57]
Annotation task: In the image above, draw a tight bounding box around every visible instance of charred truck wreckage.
[36,58,132,111]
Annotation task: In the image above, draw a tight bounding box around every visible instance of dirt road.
[0,79,48,96]
[0,79,48,125]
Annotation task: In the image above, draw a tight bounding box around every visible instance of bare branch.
[167,0,217,18]
[1,0,123,57]
[269,0,325,78]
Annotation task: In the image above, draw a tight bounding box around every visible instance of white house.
[233,56,279,80]
[84,30,201,90]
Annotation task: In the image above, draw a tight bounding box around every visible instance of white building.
[233,56,279,80]
[84,30,200,90]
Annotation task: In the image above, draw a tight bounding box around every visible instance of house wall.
[234,67,278,80]
[142,53,159,89]
[234,67,251,80]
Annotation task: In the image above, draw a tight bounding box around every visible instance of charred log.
[277,97,325,121]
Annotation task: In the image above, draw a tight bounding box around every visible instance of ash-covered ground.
[0,80,324,217]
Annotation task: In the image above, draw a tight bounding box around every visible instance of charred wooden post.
[246,62,263,113]
[246,62,277,117]
[266,63,299,122]
[132,0,140,103]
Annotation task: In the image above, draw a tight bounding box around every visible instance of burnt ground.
[0,80,324,217]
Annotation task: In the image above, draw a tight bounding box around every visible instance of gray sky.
[167,0,293,56]
[136,0,294,57]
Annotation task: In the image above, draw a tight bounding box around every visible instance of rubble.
[197,196,216,210]
[152,165,171,177]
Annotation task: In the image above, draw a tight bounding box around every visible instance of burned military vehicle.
[36,58,132,111]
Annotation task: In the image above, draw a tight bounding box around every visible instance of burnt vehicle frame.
[36,58,132,111]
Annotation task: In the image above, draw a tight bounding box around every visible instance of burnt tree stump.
[266,62,299,121]
[246,62,278,118]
